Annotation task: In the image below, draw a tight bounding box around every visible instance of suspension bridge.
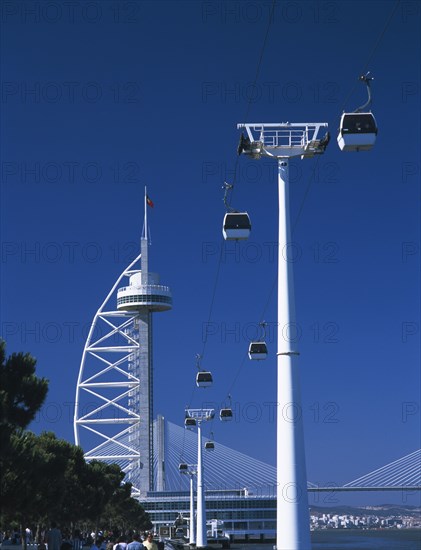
[154,420,421,495]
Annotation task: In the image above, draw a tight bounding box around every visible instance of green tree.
[82,460,125,534]
[100,482,152,532]
[0,340,48,453]
[29,432,88,524]
[0,341,49,542]
[0,341,151,537]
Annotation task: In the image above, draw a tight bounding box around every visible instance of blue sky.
[1,0,420,507]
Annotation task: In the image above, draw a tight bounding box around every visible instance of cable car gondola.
[185,417,196,429]
[205,431,215,451]
[222,212,251,241]
[248,322,268,360]
[196,371,213,388]
[337,73,378,152]
[220,408,233,421]
[248,341,268,360]
[337,112,377,151]
[195,354,213,388]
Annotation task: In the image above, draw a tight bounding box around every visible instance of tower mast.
[142,186,149,280]
[74,188,171,497]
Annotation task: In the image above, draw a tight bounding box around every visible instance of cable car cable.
[228,0,276,208]
[199,0,401,451]
[235,0,402,389]
[180,0,276,458]
[199,247,224,361]
[200,0,275,360]
[340,0,401,112]
[215,155,324,403]
[221,0,404,404]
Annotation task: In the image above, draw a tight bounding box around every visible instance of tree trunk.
[35,525,41,546]
[20,523,27,550]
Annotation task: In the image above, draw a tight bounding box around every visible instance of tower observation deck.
[73,189,172,498]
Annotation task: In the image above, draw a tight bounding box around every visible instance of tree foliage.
[101,482,153,532]
[0,342,152,533]
[0,340,48,453]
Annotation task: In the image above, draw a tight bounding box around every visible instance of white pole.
[189,474,196,545]
[196,421,207,548]
[141,186,149,283]
[144,185,148,239]
[276,159,311,550]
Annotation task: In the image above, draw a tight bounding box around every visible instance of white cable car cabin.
[205,441,215,450]
[223,212,251,241]
[248,341,268,360]
[179,463,188,472]
[196,371,213,388]
[185,418,196,428]
[337,112,378,151]
[220,408,233,421]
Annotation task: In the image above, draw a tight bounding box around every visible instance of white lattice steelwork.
[74,190,172,498]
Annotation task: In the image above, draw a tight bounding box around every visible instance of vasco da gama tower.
[74,190,172,498]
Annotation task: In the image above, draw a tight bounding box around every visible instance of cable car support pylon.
[237,121,329,550]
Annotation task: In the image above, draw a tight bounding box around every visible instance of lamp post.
[237,122,329,550]
[185,408,215,548]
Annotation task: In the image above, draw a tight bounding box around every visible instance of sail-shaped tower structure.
[73,190,172,497]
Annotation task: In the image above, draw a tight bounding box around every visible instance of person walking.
[71,530,83,550]
[127,534,144,550]
[46,523,62,550]
[142,534,157,550]
[113,535,127,550]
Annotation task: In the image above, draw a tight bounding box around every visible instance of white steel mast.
[237,122,329,550]
[185,408,215,549]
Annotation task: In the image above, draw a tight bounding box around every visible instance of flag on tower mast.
[146,195,154,208]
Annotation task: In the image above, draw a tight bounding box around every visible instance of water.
[311,529,421,549]
[233,531,421,550]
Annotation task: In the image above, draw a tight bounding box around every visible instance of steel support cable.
[345,451,419,486]
[159,422,421,490]
[163,420,277,491]
[344,449,421,488]
[225,0,403,404]
[220,154,323,404]
[341,0,401,112]
[199,244,225,362]
[228,0,277,207]
[201,0,277,360]
[371,458,421,485]
[180,0,400,466]
[373,462,421,486]
[158,421,421,492]
[180,1,277,461]
[192,430,276,488]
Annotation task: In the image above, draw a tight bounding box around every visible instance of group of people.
[92,533,159,550]
[33,524,160,550]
